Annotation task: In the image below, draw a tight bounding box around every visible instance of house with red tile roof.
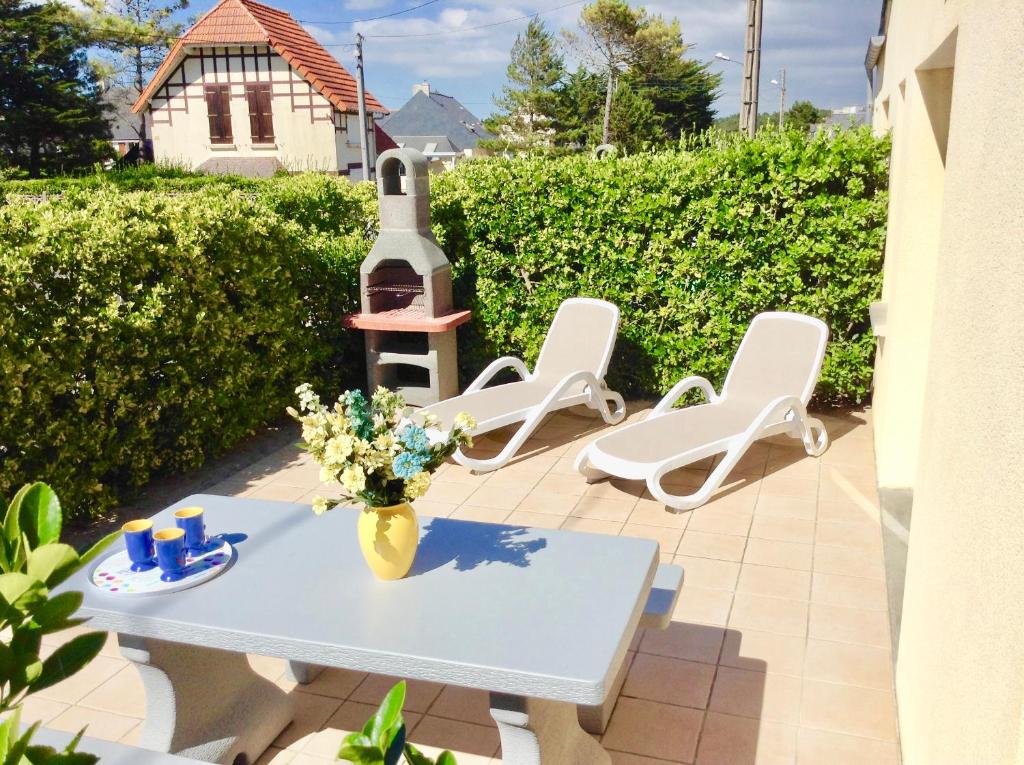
[133,0,388,177]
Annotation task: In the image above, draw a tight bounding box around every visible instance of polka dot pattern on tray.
[91,539,234,596]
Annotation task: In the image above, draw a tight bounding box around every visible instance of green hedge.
[0,129,888,519]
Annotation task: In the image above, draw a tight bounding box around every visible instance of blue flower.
[399,425,430,453]
[392,451,426,480]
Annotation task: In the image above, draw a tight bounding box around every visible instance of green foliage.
[0,482,121,765]
[338,682,455,765]
[0,130,887,519]
[0,174,373,520]
[0,0,114,177]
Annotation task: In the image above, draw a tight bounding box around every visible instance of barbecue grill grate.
[366,284,425,296]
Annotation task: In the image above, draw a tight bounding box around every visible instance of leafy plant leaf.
[18,484,62,549]
[26,545,80,589]
[30,632,107,694]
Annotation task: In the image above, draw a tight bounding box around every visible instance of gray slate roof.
[102,87,143,142]
[379,91,493,153]
[197,157,284,177]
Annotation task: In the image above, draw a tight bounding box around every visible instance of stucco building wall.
[871,2,1024,763]
[147,45,375,174]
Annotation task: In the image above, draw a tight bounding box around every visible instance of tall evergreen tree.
[0,0,112,176]
[487,18,565,150]
[83,0,188,155]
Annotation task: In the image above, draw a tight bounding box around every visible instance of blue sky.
[221,0,883,118]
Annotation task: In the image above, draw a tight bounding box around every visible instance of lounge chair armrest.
[465,356,532,393]
[651,376,719,416]
[744,395,805,436]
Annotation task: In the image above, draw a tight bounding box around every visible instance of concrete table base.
[119,635,294,765]
[490,694,612,765]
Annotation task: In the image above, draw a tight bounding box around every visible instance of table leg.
[285,661,324,685]
[119,634,294,765]
[489,693,612,765]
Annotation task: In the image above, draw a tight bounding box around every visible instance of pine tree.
[0,0,113,176]
[489,18,565,151]
[83,0,188,155]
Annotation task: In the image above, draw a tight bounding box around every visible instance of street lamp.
[714,52,742,65]
[769,69,787,128]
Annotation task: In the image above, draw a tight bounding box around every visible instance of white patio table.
[61,494,659,765]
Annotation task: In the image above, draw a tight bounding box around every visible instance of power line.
[297,0,442,26]
[361,0,585,39]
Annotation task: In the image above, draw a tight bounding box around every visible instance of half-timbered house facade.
[133,0,387,176]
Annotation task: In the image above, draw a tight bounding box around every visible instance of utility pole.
[740,0,763,137]
[354,33,371,181]
[777,69,786,129]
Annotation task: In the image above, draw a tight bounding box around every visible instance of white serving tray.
[91,538,235,596]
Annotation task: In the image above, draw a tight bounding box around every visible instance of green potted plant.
[0,482,120,764]
[338,681,455,765]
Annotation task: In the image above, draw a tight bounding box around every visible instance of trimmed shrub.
[0,129,888,519]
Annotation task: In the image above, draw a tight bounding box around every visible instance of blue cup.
[122,519,155,572]
[154,528,187,582]
[174,506,207,555]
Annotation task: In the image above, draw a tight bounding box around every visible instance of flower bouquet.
[288,384,475,579]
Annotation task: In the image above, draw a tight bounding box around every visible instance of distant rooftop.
[379,83,493,155]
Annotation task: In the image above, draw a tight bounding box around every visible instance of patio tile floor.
[32,403,898,764]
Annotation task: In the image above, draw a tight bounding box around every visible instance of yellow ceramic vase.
[357,502,419,580]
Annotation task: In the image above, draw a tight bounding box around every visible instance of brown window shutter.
[258,84,274,142]
[246,84,260,141]
[205,85,233,143]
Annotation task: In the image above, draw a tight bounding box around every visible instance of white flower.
[341,464,367,494]
[319,466,335,484]
[425,427,451,447]
[454,412,477,432]
[311,496,330,516]
[404,471,431,500]
[325,434,355,465]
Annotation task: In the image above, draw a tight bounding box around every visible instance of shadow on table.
[409,518,547,576]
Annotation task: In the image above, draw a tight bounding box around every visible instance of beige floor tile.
[414,500,459,518]
[585,478,646,500]
[696,712,797,765]
[610,752,684,765]
[429,685,494,726]
[812,545,885,581]
[639,622,726,665]
[719,629,805,676]
[629,500,690,529]
[736,565,811,601]
[700,489,759,515]
[757,474,819,499]
[672,587,734,627]
[465,485,530,511]
[550,456,584,476]
[807,604,891,648]
[560,517,623,535]
[748,516,815,545]
[814,520,882,552]
[621,653,716,709]
[674,556,740,591]
[572,495,638,522]
[78,665,145,715]
[35,655,126,705]
[254,746,295,764]
[449,506,512,524]
[288,752,335,764]
[516,490,581,516]
[764,454,822,480]
[810,573,888,611]
[247,483,312,503]
[799,680,897,741]
[803,640,893,690]
[660,468,711,490]
[729,593,808,638]
[816,499,879,525]
[434,465,490,486]
[817,478,878,507]
[349,674,444,713]
[504,510,564,529]
[297,726,347,759]
[423,482,478,505]
[676,531,746,562]
[292,668,367,700]
[795,727,899,765]
[409,715,499,759]
[603,697,703,763]
[742,539,812,571]
[753,495,817,522]
[47,705,141,742]
[534,473,589,496]
[249,655,288,682]
[709,667,802,725]
[16,695,69,726]
[273,692,344,750]
[621,524,683,553]
[686,509,753,537]
[483,470,545,491]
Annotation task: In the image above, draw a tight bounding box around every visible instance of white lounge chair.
[574,312,830,511]
[422,298,626,472]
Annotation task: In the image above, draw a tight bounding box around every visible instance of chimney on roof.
[412,82,430,97]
